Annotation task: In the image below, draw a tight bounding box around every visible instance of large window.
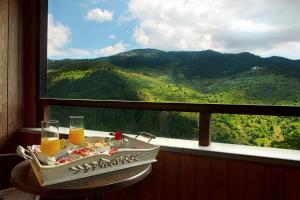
[47,0,300,149]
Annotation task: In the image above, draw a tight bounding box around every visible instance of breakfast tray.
[27,134,159,186]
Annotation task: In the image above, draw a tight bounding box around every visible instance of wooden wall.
[103,151,300,200]
[0,0,40,153]
[22,0,39,128]
[0,0,23,153]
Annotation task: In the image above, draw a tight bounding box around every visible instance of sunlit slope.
[48,63,300,106]
[48,64,140,100]
[47,49,300,149]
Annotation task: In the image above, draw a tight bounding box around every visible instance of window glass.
[49,106,199,140]
[48,0,300,148]
[212,114,300,150]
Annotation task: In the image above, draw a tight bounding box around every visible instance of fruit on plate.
[71,148,91,157]
[109,148,118,155]
[56,157,73,164]
[82,140,107,149]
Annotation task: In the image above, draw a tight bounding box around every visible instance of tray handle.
[16,145,33,160]
[135,132,156,143]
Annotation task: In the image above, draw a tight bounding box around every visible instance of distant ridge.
[114,48,166,57]
[109,49,300,78]
[49,48,300,78]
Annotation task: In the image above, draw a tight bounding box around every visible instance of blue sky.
[48,0,300,60]
[48,0,137,59]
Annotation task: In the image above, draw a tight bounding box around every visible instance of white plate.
[32,145,69,164]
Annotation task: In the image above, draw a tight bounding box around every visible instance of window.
[46,0,300,149]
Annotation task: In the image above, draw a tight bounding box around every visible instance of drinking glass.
[40,120,60,165]
[69,116,85,147]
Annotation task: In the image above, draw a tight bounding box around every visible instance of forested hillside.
[48,49,300,149]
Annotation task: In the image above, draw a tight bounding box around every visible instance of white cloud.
[48,14,125,59]
[98,42,127,56]
[85,8,113,22]
[109,34,117,39]
[255,41,300,59]
[129,0,300,59]
[65,42,127,58]
[62,48,99,59]
[48,43,127,59]
[68,48,94,57]
[133,28,149,46]
[48,14,71,56]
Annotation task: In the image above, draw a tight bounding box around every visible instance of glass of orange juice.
[41,120,60,165]
[69,116,85,147]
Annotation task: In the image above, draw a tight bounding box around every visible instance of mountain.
[49,49,300,78]
[112,49,300,77]
[47,49,300,150]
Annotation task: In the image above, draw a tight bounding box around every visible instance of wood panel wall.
[103,151,300,200]
[22,0,39,128]
[0,0,23,153]
[0,0,39,153]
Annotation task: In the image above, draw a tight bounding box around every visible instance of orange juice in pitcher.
[40,137,60,157]
[40,120,60,164]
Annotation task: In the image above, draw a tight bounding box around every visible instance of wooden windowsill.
[20,127,300,166]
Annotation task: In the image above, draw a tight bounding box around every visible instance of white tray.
[27,135,159,186]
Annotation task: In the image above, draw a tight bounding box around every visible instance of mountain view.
[47,49,300,150]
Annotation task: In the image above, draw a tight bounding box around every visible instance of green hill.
[47,49,300,149]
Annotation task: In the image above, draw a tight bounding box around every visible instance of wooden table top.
[10,160,151,197]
